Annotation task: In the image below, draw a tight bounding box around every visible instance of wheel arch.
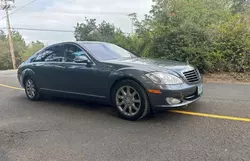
[109,76,149,104]
[21,69,36,87]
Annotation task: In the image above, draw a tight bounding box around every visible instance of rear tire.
[24,77,41,101]
[112,79,150,121]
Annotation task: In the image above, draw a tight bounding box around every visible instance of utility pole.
[128,13,137,34]
[1,0,16,69]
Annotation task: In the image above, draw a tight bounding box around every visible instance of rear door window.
[34,45,64,62]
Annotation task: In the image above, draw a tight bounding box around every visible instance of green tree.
[12,31,26,66]
[22,41,45,61]
[73,0,250,72]
[0,30,45,70]
[74,17,138,54]
[74,17,124,42]
[231,0,248,13]
[0,30,27,69]
[133,0,250,72]
[0,30,11,70]
[210,13,250,72]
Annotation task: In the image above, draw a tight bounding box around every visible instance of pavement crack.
[16,129,50,134]
[1,129,51,136]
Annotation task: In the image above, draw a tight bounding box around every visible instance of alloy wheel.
[116,85,141,116]
[25,79,36,99]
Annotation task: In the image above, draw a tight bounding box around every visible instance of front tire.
[112,79,150,121]
[24,77,40,101]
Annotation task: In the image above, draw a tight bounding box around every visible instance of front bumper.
[148,83,203,109]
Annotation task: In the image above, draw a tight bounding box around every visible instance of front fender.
[19,68,36,88]
[108,67,158,93]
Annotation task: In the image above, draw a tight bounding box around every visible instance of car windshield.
[81,43,137,61]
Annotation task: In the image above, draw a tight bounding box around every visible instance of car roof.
[48,41,113,48]
[52,41,109,45]
[75,41,107,44]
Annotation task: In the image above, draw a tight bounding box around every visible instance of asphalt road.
[0,70,250,161]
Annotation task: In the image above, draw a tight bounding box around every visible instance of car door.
[60,43,108,98]
[32,44,66,91]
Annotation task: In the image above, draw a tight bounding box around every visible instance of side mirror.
[74,55,92,64]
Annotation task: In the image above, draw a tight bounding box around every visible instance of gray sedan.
[17,41,203,121]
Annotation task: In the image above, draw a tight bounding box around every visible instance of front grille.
[183,69,200,83]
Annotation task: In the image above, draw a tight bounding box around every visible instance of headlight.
[145,72,183,85]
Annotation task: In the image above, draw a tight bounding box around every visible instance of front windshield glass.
[81,43,137,61]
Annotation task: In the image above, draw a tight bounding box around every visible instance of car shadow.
[16,95,189,123]
[43,95,118,115]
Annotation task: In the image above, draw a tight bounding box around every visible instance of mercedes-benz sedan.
[17,41,203,121]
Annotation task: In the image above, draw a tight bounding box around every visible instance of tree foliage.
[74,0,250,73]
[75,18,120,42]
[0,31,11,70]
[3,0,250,72]
[74,17,144,54]
[22,41,45,61]
[0,30,45,70]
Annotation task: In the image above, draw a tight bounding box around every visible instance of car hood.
[105,57,194,73]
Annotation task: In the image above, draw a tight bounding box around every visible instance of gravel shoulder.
[204,72,250,84]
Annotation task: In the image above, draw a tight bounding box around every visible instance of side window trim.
[30,42,96,64]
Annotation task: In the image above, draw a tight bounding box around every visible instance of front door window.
[63,44,88,62]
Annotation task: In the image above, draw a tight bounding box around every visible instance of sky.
[0,0,153,45]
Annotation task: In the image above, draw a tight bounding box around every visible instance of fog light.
[166,97,181,105]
